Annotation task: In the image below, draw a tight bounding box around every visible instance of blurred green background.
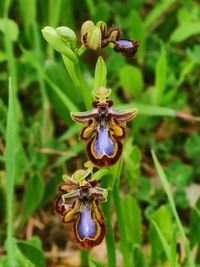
[0,0,200,266]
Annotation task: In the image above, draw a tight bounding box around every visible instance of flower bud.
[56,26,77,45]
[109,28,121,41]
[81,20,95,42]
[81,20,107,50]
[42,26,78,63]
[86,27,101,50]
[96,21,107,36]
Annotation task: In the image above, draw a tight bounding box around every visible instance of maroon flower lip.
[55,177,107,249]
[71,99,137,167]
[113,39,140,59]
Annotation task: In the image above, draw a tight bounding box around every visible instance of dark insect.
[55,177,107,249]
[71,88,137,166]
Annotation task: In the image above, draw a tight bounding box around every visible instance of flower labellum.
[71,87,137,166]
[112,39,140,59]
[55,175,107,249]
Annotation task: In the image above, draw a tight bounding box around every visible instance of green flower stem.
[102,191,116,267]
[77,46,87,57]
[113,184,132,267]
[81,249,89,267]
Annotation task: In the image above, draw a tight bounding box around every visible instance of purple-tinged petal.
[71,109,98,123]
[115,39,133,48]
[94,128,115,157]
[108,108,137,122]
[77,206,97,239]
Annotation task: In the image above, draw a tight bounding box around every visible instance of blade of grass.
[4,0,23,122]
[116,103,200,121]
[154,44,167,105]
[5,77,17,266]
[31,3,54,145]
[116,103,175,117]
[86,0,96,17]
[194,206,200,218]
[152,221,177,267]
[171,225,179,267]
[144,0,177,32]
[4,0,17,92]
[21,47,79,112]
[151,150,195,267]
[48,0,62,28]
[112,160,133,267]
[47,0,63,59]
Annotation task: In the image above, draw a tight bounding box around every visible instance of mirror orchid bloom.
[71,87,137,167]
[55,175,107,249]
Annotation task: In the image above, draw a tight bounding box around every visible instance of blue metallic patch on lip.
[77,206,96,239]
[94,127,115,157]
[115,40,133,48]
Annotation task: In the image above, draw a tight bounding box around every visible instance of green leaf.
[5,78,17,267]
[124,142,141,193]
[165,160,193,188]
[171,225,179,267]
[149,206,173,263]
[45,60,79,123]
[184,133,200,159]
[127,10,145,60]
[21,47,79,113]
[115,103,176,117]
[133,245,145,267]
[17,239,45,267]
[170,22,200,43]
[20,174,45,227]
[42,170,62,206]
[92,168,110,181]
[94,56,107,91]
[190,198,200,247]
[151,151,195,267]
[18,0,36,41]
[119,65,144,99]
[144,0,176,31]
[154,45,167,105]
[122,195,142,244]
[2,239,35,267]
[187,45,200,64]
[0,18,19,41]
